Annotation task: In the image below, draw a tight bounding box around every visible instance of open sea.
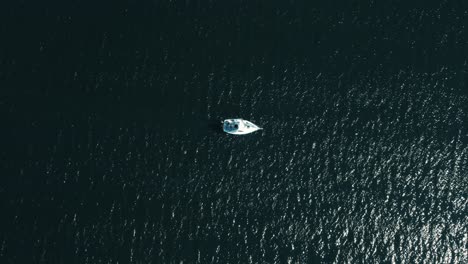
[1,1,468,263]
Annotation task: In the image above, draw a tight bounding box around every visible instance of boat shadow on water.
[207,120,224,134]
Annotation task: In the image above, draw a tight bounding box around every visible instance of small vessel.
[223,119,263,135]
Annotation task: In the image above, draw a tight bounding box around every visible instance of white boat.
[223,119,262,135]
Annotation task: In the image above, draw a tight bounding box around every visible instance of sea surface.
[1,1,468,263]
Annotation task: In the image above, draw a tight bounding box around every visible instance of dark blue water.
[1,1,468,263]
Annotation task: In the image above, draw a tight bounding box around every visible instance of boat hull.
[223,119,262,135]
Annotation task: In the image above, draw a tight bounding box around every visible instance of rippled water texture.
[2,1,468,263]
[3,69,467,263]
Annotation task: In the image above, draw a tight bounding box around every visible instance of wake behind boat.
[223,119,262,135]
